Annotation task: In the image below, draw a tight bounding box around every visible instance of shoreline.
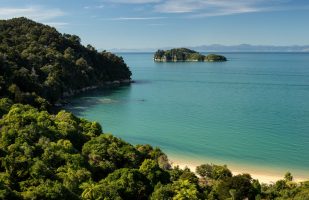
[168,155,308,184]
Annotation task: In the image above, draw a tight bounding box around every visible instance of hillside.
[0,17,131,109]
[0,99,308,199]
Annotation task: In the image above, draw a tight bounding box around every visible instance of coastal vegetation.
[0,100,309,199]
[0,18,308,199]
[204,54,227,62]
[154,48,227,62]
[0,17,131,110]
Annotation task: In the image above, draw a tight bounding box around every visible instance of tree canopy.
[154,48,227,62]
[0,17,131,108]
[0,101,309,199]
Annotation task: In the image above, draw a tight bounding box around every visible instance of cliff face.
[154,48,227,62]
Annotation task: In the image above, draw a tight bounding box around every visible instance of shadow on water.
[64,86,132,116]
[132,79,152,84]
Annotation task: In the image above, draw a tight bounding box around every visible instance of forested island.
[154,48,227,62]
[0,18,309,199]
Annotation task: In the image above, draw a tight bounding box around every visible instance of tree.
[150,183,174,200]
[80,181,102,200]
[57,166,91,193]
[196,164,232,180]
[284,172,293,182]
[100,168,151,199]
[82,134,142,180]
[172,180,199,200]
[139,159,170,186]
[196,164,213,178]
[216,174,257,200]
[0,98,13,117]
[179,168,199,185]
[211,165,232,180]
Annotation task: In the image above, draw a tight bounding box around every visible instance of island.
[154,48,227,62]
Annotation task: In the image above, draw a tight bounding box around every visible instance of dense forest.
[154,48,227,62]
[0,17,131,109]
[0,99,309,199]
[0,18,309,199]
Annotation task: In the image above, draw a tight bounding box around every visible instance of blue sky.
[1,0,309,49]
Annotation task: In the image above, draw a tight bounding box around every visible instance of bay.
[65,52,309,178]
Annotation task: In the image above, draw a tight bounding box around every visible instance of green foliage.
[204,54,227,62]
[214,174,258,200]
[150,183,174,200]
[0,103,108,198]
[172,179,199,200]
[154,48,226,62]
[260,174,309,199]
[139,159,170,186]
[284,171,293,182]
[196,164,213,178]
[98,168,151,199]
[179,167,199,185]
[136,144,171,170]
[154,48,203,61]
[82,134,142,180]
[196,164,232,180]
[0,17,131,107]
[150,180,200,200]
[0,98,13,117]
[20,180,77,200]
[0,101,308,199]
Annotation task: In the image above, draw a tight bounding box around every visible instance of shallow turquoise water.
[66,53,309,175]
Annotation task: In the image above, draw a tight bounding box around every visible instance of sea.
[65,52,309,179]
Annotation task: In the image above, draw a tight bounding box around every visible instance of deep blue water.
[66,53,309,176]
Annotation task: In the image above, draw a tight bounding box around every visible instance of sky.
[1,0,309,49]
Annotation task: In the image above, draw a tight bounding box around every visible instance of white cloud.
[154,0,206,13]
[103,0,161,4]
[0,6,65,21]
[153,0,296,16]
[97,0,308,18]
[148,23,165,26]
[104,16,166,20]
[84,4,105,9]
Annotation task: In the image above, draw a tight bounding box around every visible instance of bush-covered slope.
[0,100,170,199]
[0,17,131,108]
[0,100,308,200]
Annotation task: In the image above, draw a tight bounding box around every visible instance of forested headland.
[0,17,131,110]
[0,18,309,199]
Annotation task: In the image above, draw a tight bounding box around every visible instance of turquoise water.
[66,53,309,176]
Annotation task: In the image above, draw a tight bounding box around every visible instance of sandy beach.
[169,157,308,184]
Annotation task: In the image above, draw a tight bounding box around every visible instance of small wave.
[98,98,118,104]
[156,79,309,88]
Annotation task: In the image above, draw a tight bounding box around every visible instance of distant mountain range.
[108,44,309,53]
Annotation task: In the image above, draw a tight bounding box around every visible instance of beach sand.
[169,157,307,184]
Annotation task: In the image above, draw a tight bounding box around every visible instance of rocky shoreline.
[54,79,133,107]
